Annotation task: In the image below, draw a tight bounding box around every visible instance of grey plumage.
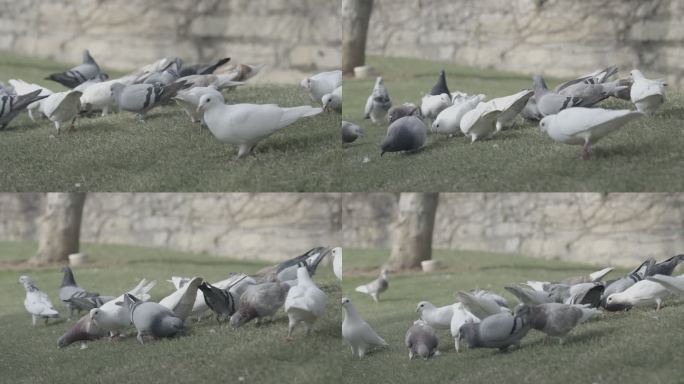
[229,281,290,328]
[505,284,557,305]
[274,247,331,282]
[355,269,389,302]
[387,103,421,124]
[459,312,530,351]
[533,75,583,116]
[341,121,363,143]
[380,116,427,156]
[515,303,600,343]
[0,90,48,130]
[365,77,392,124]
[123,294,184,344]
[521,96,544,121]
[143,61,181,86]
[47,50,105,89]
[111,80,187,119]
[554,65,618,93]
[652,255,684,276]
[198,282,236,323]
[59,267,106,320]
[429,70,450,96]
[557,81,627,107]
[405,320,439,360]
[601,257,655,309]
[179,57,231,77]
[57,313,106,349]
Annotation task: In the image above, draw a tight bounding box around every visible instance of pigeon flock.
[347,66,667,159]
[0,49,343,159]
[342,254,683,360]
[18,247,343,349]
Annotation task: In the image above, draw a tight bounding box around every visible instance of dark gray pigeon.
[342,121,363,143]
[47,50,105,89]
[198,282,236,323]
[533,75,583,116]
[0,90,48,130]
[229,281,291,328]
[429,70,450,96]
[387,103,421,124]
[180,57,231,77]
[59,267,107,320]
[405,320,440,360]
[111,80,187,120]
[515,303,600,344]
[380,115,427,156]
[652,255,684,276]
[123,294,184,344]
[458,312,530,351]
[143,60,181,86]
[57,313,107,349]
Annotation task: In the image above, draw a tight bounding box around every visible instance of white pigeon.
[416,301,453,330]
[197,93,323,158]
[341,297,388,358]
[431,94,484,135]
[450,302,479,352]
[159,276,202,321]
[540,107,643,159]
[460,102,502,142]
[485,90,534,130]
[284,264,327,339]
[331,247,343,281]
[18,275,59,327]
[364,77,391,124]
[174,86,223,124]
[80,78,130,116]
[420,93,451,121]
[41,90,83,133]
[355,269,388,302]
[168,274,255,321]
[300,70,342,105]
[456,290,509,320]
[646,274,684,296]
[322,85,342,113]
[88,279,157,337]
[605,279,673,310]
[8,79,54,121]
[630,69,667,115]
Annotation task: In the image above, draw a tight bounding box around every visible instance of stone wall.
[342,193,684,267]
[0,193,342,262]
[0,0,340,73]
[368,0,684,85]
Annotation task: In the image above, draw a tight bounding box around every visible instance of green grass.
[340,248,684,384]
[0,53,341,192]
[342,56,684,192]
[0,241,343,384]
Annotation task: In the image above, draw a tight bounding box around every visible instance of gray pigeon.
[601,257,655,307]
[515,303,600,344]
[143,61,181,86]
[652,255,684,276]
[47,50,105,89]
[123,294,184,344]
[0,90,48,130]
[388,103,421,124]
[179,57,231,77]
[198,282,236,323]
[229,281,291,328]
[355,269,388,302]
[59,267,110,320]
[405,320,440,360]
[429,70,450,96]
[554,65,618,93]
[505,284,557,305]
[256,247,331,283]
[520,96,544,121]
[533,75,583,116]
[364,77,392,124]
[380,116,427,156]
[111,81,187,119]
[557,81,627,107]
[342,121,363,143]
[458,312,530,351]
[57,313,107,349]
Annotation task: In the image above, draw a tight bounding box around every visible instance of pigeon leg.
[54,121,61,135]
[358,347,367,358]
[136,331,145,345]
[32,315,37,327]
[371,293,379,303]
[581,141,591,160]
[44,317,49,326]
[70,117,76,131]
[656,298,662,311]
[454,338,460,353]
[350,346,356,356]
[79,342,88,350]
[408,351,414,360]
[28,108,36,122]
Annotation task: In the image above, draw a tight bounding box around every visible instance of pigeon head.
[532,75,549,94]
[197,93,223,112]
[341,297,352,307]
[229,310,249,328]
[415,301,433,313]
[539,116,552,133]
[18,275,36,290]
[629,70,644,80]
[89,308,101,322]
[60,267,77,287]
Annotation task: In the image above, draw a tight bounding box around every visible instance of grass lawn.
[0,53,341,192]
[342,56,684,192]
[340,248,684,384]
[0,241,343,384]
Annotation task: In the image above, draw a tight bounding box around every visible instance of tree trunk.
[384,193,439,270]
[342,0,374,75]
[30,193,87,266]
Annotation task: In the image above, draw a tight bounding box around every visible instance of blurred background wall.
[367,0,684,86]
[343,193,684,267]
[0,193,341,262]
[0,0,340,79]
